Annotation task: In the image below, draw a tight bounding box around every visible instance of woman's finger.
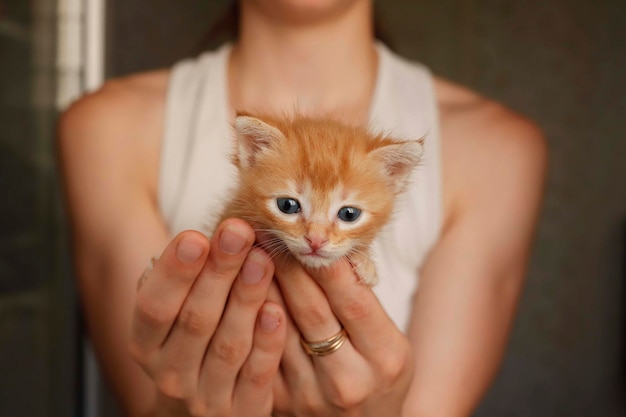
[273,258,342,343]
[278,295,375,412]
[275,310,328,414]
[233,302,286,416]
[306,259,408,363]
[131,230,210,355]
[155,219,257,392]
[273,259,376,406]
[267,282,316,391]
[267,281,328,415]
[199,247,275,410]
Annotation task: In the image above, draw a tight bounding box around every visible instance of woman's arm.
[58,77,171,415]
[403,96,548,417]
[58,74,287,417]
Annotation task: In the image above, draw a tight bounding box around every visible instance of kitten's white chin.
[296,254,336,269]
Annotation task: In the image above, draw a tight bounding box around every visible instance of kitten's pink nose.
[305,235,328,252]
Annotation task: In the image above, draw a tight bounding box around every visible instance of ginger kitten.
[218,112,423,286]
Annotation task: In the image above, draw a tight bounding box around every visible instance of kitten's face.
[260,178,388,268]
[232,114,423,268]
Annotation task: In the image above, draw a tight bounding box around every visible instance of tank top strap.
[371,43,443,263]
[159,45,231,232]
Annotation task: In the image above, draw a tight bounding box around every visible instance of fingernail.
[220,225,248,255]
[241,251,266,285]
[176,237,204,264]
[260,307,280,332]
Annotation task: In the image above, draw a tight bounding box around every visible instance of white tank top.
[159,43,442,332]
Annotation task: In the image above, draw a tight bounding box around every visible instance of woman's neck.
[229,1,377,124]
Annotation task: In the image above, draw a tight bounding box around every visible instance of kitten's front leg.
[348,248,379,287]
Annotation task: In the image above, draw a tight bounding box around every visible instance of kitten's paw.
[351,258,379,287]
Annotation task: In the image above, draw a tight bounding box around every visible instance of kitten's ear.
[234,115,285,168]
[371,139,424,192]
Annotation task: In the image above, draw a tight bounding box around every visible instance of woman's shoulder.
[434,77,543,139]
[433,77,547,224]
[59,69,170,141]
[57,69,172,197]
[58,69,171,153]
[58,47,223,150]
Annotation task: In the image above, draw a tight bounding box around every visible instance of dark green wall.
[0,0,77,416]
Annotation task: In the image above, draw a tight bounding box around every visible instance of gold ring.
[301,328,347,356]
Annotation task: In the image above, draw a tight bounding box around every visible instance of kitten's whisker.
[259,239,289,257]
[252,229,283,235]
[259,238,283,246]
[267,247,287,259]
[345,248,369,265]
[263,242,286,253]
[267,246,291,263]
[258,238,285,249]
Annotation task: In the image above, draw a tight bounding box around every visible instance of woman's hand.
[270,258,414,417]
[129,219,287,417]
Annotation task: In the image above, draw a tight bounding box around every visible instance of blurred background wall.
[0,0,77,415]
[1,0,625,416]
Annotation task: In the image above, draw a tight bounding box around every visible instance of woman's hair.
[196,2,240,51]
[195,1,394,52]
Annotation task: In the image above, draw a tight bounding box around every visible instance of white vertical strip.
[56,0,105,108]
[56,0,84,110]
[84,0,105,91]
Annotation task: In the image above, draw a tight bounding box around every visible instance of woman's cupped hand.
[129,219,286,417]
[129,219,413,417]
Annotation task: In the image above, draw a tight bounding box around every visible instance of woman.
[58,0,547,416]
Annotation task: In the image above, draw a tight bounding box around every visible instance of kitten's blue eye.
[338,207,361,222]
[277,198,301,214]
